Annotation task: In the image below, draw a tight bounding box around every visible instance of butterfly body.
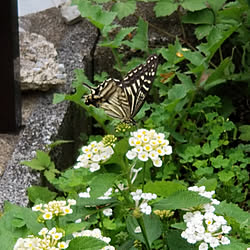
[83,55,158,124]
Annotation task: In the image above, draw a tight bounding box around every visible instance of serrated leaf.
[27,186,57,203]
[154,190,211,210]
[112,1,136,20]
[218,170,235,182]
[154,0,178,17]
[122,17,148,51]
[181,0,207,11]
[144,181,186,197]
[67,236,107,250]
[215,201,250,226]
[94,72,108,82]
[89,173,117,198]
[76,0,116,29]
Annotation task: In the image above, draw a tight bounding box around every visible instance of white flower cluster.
[14,227,68,250]
[73,228,115,250]
[181,186,231,249]
[74,141,114,172]
[131,189,157,215]
[126,129,172,167]
[32,199,76,220]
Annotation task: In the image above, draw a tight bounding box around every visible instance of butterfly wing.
[83,54,158,123]
[84,78,131,121]
[121,54,158,119]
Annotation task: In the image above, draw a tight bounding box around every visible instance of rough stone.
[60,0,82,25]
[0,7,99,211]
[19,30,67,91]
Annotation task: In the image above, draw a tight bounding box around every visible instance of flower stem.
[142,162,146,191]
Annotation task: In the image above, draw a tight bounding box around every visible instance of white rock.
[19,30,66,91]
[60,0,82,25]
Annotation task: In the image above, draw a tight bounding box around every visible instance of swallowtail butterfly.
[83,54,158,124]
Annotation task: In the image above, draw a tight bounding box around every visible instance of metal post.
[0,0,21,132]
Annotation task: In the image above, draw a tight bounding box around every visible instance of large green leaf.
[27,186,57,203]
[154,0,178,17]
[154,190,210,210]
[67,236,107,250]
[112,1,137,20]
[144,181,186,197]
[126,214,162,247]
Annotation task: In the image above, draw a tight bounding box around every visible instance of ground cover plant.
[0,0,249,249]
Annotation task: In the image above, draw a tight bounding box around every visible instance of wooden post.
[0,0,21,132]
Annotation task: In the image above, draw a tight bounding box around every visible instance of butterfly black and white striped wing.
[83,54,158,123]
[121,54,158,118]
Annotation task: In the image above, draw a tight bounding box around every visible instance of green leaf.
[112,1,136,20]
[100,27,136,48]
[218,170,235,182]
[239,125,250,141]
[67,236,107,250]
[89,173,117,198]
[195,24,213,40]
[203,57,232,90]
[3,202,43,234]
[122,17,148,51]
[181,0,207,11]
[196,178,217,191]
[46,140,74,149]
[166,230,197,250]
[154,190,211,210]
[198,24,239,61]
[53,93,66,104]
[206,0,227,12]
[11,218,26,228]
[75,0,116,30]
[94,72,108,82]
[21,150,53,171]
[168,84,189,101]
[215,201,250,226]
[210,155,230,169]
[182,9,214,24]
[144,181,186,197]
[154,0,178,17]
[126,214,162,247]
[27,186,57,203]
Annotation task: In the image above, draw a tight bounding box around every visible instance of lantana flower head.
[126,129,172,167]
[181,186,231,249]
[74,139,115,172]
[14,227,68,250]
[32,199,76,220]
